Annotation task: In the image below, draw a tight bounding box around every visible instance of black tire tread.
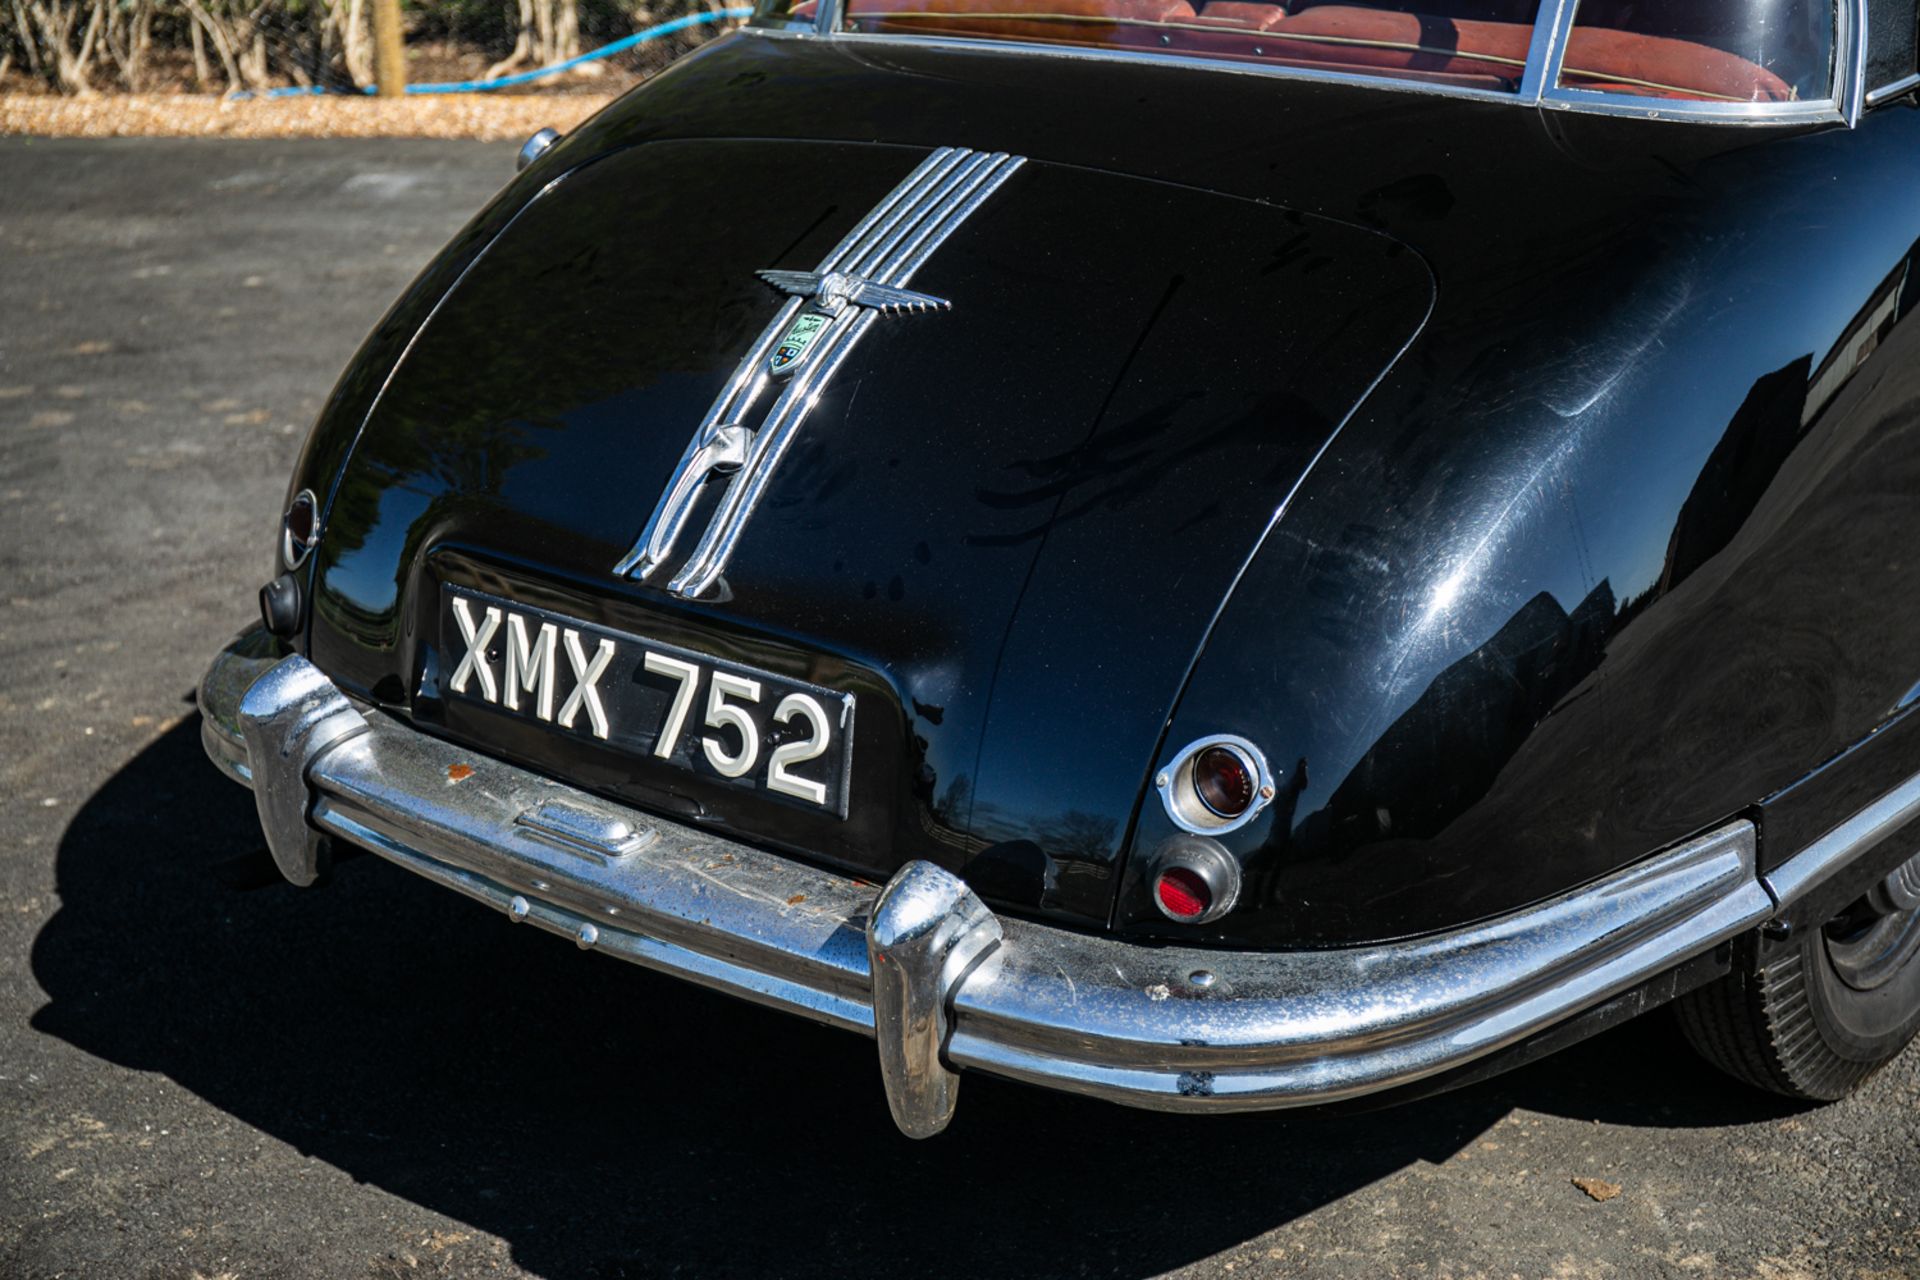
[1675,942,1882,1102]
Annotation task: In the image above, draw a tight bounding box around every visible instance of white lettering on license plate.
[451,597,614,740]
[443,591,852,813]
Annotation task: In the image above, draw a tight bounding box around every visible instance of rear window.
[1556,0,1833,102]
[754,0,1838,107]
[829,0,1549,93]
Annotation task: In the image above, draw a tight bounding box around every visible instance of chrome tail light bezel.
[1154,733,1276,836]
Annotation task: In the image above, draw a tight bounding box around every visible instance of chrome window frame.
[745,0,1864,126]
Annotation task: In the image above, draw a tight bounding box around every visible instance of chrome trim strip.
[1763,770,1920,911]
[660,150,1024,599]
[668,309,880,598]
[201,634,1782,1133]
[1535,91,1846,125]
[1867,71,1920,107]
[1516,0,1571,105]
[614,146,967,583]
[1843,0,1868,126]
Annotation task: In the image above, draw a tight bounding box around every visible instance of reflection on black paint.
[1301,579,1619,864]
[1657,356,1809,594]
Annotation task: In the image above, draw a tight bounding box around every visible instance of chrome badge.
[613,147,1026,598]
[760,269,950,377]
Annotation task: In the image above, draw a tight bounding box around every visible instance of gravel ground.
[0,93,618,139]
[1,137,1918,1280]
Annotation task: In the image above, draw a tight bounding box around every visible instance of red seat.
[1191,1,1289,30]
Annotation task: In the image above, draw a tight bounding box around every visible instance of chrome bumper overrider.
[200,630,1779,1137]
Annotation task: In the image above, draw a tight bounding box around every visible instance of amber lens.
[1194,746,1253,819]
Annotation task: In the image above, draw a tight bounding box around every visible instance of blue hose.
[257,8,751,98]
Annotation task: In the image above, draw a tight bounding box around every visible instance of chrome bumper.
[201,629,1778,1136]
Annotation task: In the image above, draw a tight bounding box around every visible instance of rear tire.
[1677,853,1920,1101]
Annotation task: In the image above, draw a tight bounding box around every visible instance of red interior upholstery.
[1240,6,1534,79]
[1560,26,1792,101]
[1190,1,1288,31]
[842,0,1796,101]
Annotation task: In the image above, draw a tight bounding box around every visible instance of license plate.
[436,585,855,817]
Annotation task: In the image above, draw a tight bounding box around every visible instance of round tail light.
[1194,745,1254,819]
[1154,866,1213,921]
[1155,735,1275,835]
[1147,836,1242,926]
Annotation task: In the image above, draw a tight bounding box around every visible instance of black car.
[201,0,1920,1136]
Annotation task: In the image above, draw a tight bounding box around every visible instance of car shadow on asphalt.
[30,718,1804,1278]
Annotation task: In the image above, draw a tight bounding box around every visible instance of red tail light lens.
[1194,745,1254,819]
[1154,866,1212,921]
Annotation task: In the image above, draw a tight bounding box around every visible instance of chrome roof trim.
[744,0,1863,127]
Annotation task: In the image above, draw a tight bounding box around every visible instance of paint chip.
[447,764,474,782]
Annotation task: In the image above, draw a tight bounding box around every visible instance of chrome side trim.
[1763,770,1920,911]
[202,635,1782,1132]
[1867,71,1920,107]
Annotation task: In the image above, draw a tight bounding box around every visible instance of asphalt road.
[2,137,1917,1280]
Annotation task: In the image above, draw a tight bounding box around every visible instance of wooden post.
[371,0,406,98]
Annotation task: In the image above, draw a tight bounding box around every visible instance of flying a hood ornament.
[613,147,1025,599]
